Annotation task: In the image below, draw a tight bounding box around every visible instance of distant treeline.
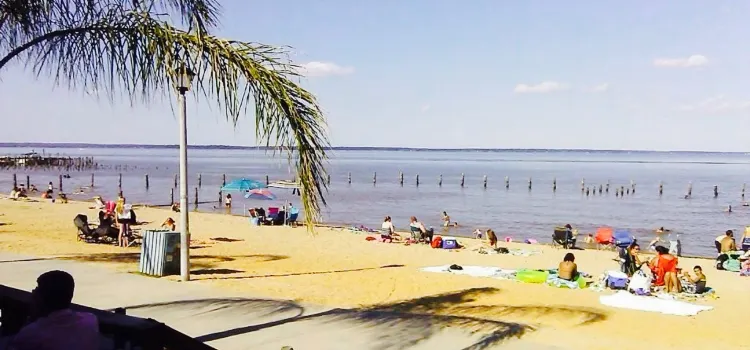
[0,142,744,155]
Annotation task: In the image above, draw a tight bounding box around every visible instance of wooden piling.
[26,175,30,189]
[483,175,487,189]
[438,174,443,187]
[194,187,199,207]
[606,180,610,193]
[659,181,663,196]
[416,174,420,186]
[90,173,94,187]
[218,191,222,205]
[504,176,509,189]
[327,174,331,185]
[118,173,122,191]
[553,178,557,192]
[222,174,226,187]
[198,174,202,188]
[266,175,270,186]
[687,182,693,197]
[12,174,17,188]
[373,172,377,184]
[59,174,63,192]
[145,174,150,189]
[581,178,585,192]
[399,172,404,186]
[742,183,746,198]
[714,185,719,198]
[528,177,532,190]
[170,188,174,205]
[348,172,352,184]
[460,173,465,188]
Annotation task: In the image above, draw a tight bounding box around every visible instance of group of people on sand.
[620,242,708,294]
[9,182,67,203]
[91,192,137,247]
[380,216,435,243]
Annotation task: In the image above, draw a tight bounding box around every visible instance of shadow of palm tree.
[56,253,288,270]
[121,288,607,349]
[196,264,405,280]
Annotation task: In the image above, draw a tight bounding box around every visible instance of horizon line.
[0,142,747,154]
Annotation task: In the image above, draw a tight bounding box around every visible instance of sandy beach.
[1,198,748,349]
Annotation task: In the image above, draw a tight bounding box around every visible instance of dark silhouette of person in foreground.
[8,270,99,350]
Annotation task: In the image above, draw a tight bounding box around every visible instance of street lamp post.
[174,64,196,282]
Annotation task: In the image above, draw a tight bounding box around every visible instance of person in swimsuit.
[486,229,498,248]
[558,253,578,281]
[442,211,458,227]
[682,265,707,294]
[651,245,680,293]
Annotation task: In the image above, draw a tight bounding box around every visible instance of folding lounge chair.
[74,214,98,242]
[409,226,422,242]
[595,227,615,250]
[552,227,575,249]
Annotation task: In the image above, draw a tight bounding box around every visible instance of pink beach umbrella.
[244,188,277,200]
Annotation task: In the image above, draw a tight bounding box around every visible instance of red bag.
[431,236,443,248]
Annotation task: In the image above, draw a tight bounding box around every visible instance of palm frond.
[0,4,329,227]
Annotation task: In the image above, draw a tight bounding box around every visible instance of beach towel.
[599,291,713,316]
[421,265,517,280]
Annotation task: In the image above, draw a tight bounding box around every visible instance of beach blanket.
[421,265,517,280]
[599,291,713,316]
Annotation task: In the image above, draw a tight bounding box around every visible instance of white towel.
[421,265,517,278]
[599,291,713,316]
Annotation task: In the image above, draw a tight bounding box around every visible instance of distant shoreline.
[0,142,747,154]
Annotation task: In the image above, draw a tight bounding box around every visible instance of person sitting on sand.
[442,211,458,227]
[584,234,595,244]
[650,245,680,293]
[717,230,737,254]
[9,187,20,199]
[171,202,180,212]
[409,216,433,243]
[622,243,645,276]
[29,184,38,192]
[558,253,578,281]
[161,217,176,231]
[487,229,498,248]
[57,193,68,204]
[682,265,707,294]
[380,216,400,242]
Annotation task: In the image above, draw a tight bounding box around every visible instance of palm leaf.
[0,2,329,227]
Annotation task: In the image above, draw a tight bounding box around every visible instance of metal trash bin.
[138,230,181,276]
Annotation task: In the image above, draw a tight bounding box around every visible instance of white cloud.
[591,83,609,92]
[297,61,354,77]
[677,95,750,112]
[420,104,431,112]
[653,55,709,68]
[513,81,569,93]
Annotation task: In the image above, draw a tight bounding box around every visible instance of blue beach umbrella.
[244,189,277,200]
[221,178,266,192]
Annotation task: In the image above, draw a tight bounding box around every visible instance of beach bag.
[627,270,651,295]
[442,238,458,249]
[716,254,728,270]
[606,271,628,290]
[431,236,443,249]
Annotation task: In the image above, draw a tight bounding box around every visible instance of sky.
[2,1,750,151]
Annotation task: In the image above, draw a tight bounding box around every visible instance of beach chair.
[552,227,575,249]
[267,207,280,224]
[409,226,422,241]
[286,208,299,227]
[73,214,97,242]
[595,227,615,250]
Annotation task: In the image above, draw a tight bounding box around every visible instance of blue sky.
[2,0,750,151]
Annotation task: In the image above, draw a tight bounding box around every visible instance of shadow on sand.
[193,264,405,280]
[121,287,608,349]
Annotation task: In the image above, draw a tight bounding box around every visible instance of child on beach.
[442,211,458,227]
[486,229,497,248]
[558,253,578,281]
[161,217,176,231]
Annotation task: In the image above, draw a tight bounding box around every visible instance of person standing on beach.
[225,194,232,208]
[47,182,53,192]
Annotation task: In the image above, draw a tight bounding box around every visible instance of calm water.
[2,147,749,257]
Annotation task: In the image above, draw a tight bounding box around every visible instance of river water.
[2,146,748,257]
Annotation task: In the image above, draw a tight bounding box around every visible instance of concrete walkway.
[0,253,560,350]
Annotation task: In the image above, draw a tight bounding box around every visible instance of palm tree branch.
[0,9,329,228]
